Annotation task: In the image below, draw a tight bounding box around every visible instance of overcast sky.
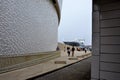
[58,0,92,45]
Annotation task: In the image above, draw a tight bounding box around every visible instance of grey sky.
[58,0,92,45]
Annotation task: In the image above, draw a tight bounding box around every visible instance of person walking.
[64,46,66,52]
[67,47,70,56]
[85,48,87,53]
[71,46,75,57]
[56,46,60,51]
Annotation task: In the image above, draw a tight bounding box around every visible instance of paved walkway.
[29,58,91,80]
[0,51,91,80]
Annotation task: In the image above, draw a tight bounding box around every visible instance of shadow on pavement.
[27,58,91,80]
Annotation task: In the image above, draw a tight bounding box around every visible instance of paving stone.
[68,57,78,60]
[54,61,66,64]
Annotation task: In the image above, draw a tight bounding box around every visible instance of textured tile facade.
[0,0,59,55]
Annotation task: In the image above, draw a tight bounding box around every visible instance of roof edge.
[52,0,62,25]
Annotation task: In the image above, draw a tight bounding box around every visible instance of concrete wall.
[0,0,61,55]
[0,51,60,74]
[92,0,120,80]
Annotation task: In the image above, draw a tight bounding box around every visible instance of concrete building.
[0,0,62,55]
[0,0,120,80]
[0,0,62,74]
[92,0,120,80]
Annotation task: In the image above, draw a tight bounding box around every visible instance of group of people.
[67,46,75,57]
[66,46,88,57]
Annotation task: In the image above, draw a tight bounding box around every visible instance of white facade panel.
[0,0,61,55]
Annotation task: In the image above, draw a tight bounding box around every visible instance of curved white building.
[0,0,62,55]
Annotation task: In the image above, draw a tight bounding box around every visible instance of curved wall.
[0,0,61,55]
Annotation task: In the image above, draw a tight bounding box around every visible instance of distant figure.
[89,48,92,52]
[77,48,80,51]
[71,46,75,57]
[83,48,85,51]
[56,46,60,51]
[85,48,87,53]
[64,46,66,52]
[67,47,70,56]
